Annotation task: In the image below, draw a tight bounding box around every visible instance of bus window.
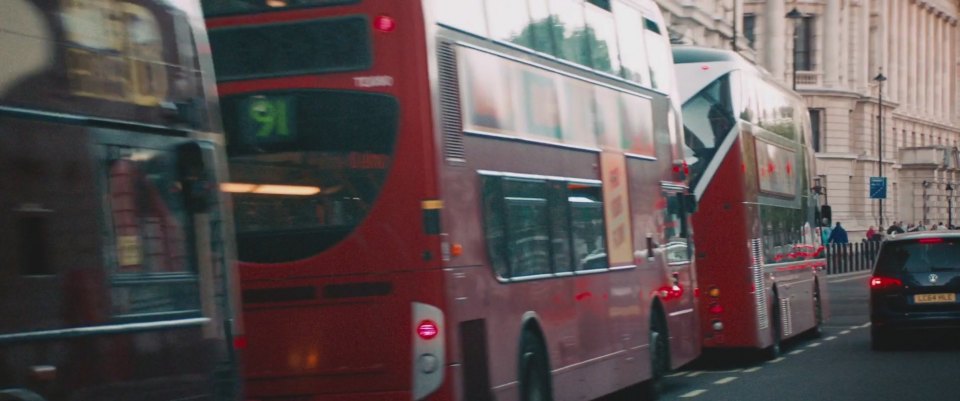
[487,0,534,48]
[584,2,620,75]
[569,184,607,270]
[548,0,590,66]
[681,73,736,189]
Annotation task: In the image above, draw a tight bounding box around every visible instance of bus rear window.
[202,0,359,17]
[221,90,398,263]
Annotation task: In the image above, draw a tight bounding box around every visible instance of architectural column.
[942,18,950,120]
[860,0,870,91]
[823,0,841,87]
[897,1,908,104]
[919,7,928,115]
[938,17,945,120]
[878,0,889,90]
[904,3,922,111]
[763,0,786,81]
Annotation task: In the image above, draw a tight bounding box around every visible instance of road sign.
[870,176,887,199]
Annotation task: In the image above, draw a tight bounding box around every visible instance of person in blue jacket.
[828,222,849,244]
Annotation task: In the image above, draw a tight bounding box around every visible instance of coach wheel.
[764,297,782,360]
[519,330,552,401]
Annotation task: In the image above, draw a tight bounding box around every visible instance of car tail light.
[870,276,903,290]
[918,238,943,244]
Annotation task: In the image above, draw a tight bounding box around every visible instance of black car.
[870,232,960,350]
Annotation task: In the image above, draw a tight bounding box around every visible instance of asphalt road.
[645,271,960,401]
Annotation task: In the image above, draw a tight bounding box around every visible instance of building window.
[810,108,824,152]
[743,14,756,49]
[794,16,815,71]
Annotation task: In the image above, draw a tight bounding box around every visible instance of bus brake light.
[374,15,396,32]
[417,320,439,340]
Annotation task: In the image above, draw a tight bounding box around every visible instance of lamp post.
[948,184,954,229]
[786,8,805,91]
[874,72,887,228]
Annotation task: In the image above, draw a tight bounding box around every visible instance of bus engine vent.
[750,238,768,330]
[437,41,466,164]
[780,297,793,337]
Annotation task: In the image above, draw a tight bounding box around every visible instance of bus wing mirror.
[176,141,212,213]
[684,193,698,213]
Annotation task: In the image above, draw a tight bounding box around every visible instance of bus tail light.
[711,320,724,331]
[233,335,248,350]
[374,15,396,32]
[708,302,724,314]
[417,320,439,340]
[707,286,720,298]
[412,302,445,400]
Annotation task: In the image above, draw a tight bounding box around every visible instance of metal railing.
[824,241,882,275]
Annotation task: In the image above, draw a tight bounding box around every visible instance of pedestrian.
[828,222,849,244]
[935,221,947,230]
[866,225,876,241]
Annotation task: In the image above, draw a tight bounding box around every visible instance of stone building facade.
[659,0,960,236]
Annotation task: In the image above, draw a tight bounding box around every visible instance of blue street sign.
[870,177,887,199]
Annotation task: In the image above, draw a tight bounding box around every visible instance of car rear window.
[875,238,960,274]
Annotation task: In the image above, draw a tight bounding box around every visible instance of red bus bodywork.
[0,0,241,399]
[674,46,829,352]
[206,1,701,400]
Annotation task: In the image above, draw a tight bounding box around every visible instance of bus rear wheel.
[519,330,552,401]
[641,311,669,400]
[763,298,782,360]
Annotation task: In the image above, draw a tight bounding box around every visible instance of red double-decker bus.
[0,0,241,399]
[673,46,829,358]
[204,0,700,399]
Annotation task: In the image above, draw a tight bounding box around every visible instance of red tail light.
[416,320,439,340]
[918,238,943,244]
[708,302,724,314]
[374,15,396,32]
[870,276,903,290]
[233,335,248,350]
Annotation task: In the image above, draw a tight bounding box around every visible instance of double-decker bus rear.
[673,46,828,357]
[204,0,699,400]
[0,0,240,400]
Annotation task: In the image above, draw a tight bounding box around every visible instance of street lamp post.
[874,72,887,229]
[786,8,805,91]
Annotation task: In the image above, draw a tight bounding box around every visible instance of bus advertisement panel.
[204,0,700,399]
[0,0,241,399]
[673,46,828,357]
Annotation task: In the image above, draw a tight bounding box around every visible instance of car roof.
[885,230,960,243]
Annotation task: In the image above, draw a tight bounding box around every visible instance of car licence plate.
[914,293,957,304]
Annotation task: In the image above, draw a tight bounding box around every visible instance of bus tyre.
[519,330,552,401]
[810,285,824,338]
[641,312,669,400]
[764,298,782,360]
